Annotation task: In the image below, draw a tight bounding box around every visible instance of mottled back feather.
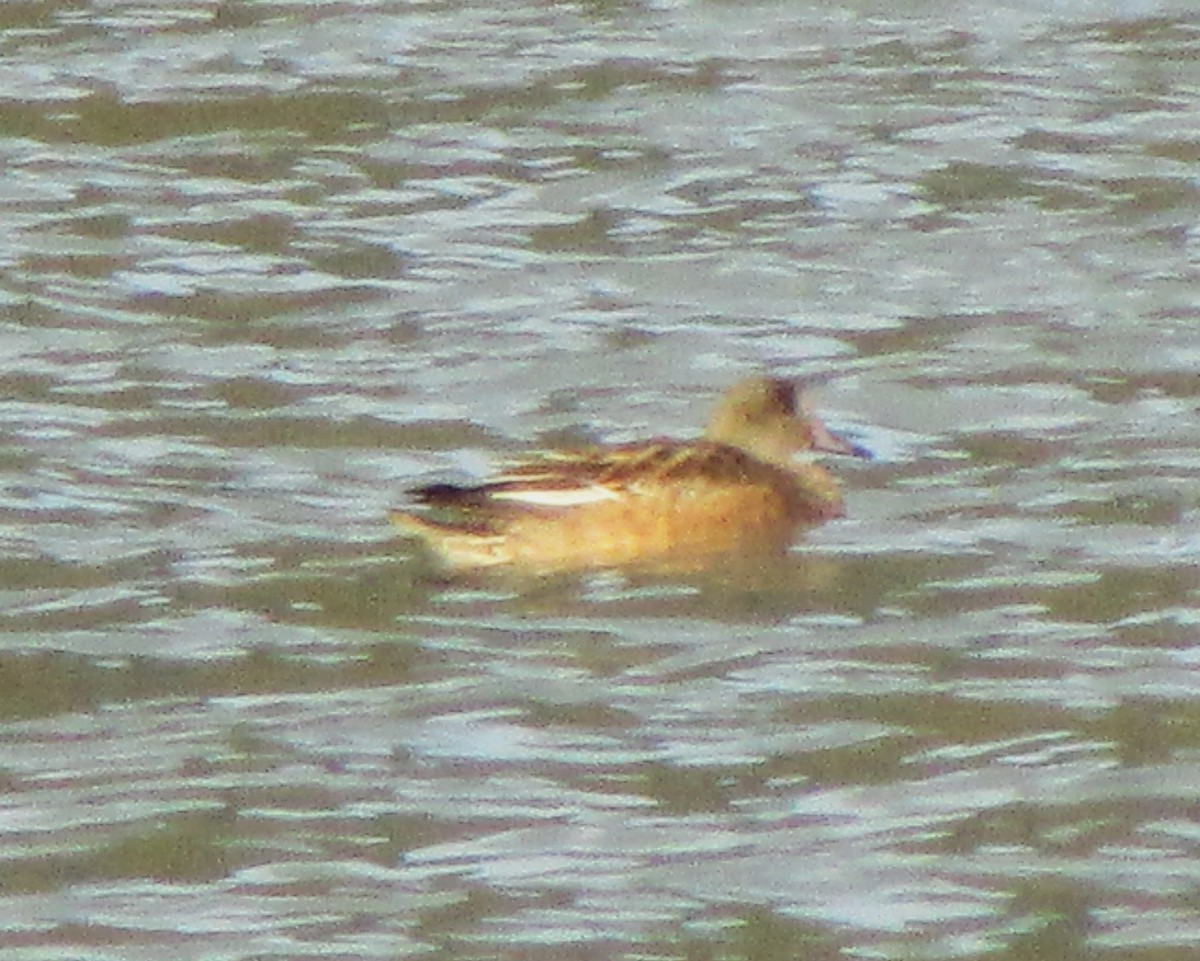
[412,440,769,513]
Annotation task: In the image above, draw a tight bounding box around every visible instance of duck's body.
[391,377,868,574]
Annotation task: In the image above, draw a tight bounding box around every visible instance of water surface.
[2,1,1199,958]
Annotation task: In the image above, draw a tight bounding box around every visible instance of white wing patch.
[489,484,621,507]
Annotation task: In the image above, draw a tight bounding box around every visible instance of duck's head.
[704,376,871,467]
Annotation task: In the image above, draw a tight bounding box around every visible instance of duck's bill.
[811,419,872,459]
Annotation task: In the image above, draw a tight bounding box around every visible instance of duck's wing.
[411,440,764,512]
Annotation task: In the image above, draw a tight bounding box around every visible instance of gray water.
[2,1,1199,958]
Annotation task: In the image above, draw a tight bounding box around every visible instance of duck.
[390,376,870,574]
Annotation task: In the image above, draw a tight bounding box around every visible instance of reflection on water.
[2,0,1199,958]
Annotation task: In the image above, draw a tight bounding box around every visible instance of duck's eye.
[768,381,795,414]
